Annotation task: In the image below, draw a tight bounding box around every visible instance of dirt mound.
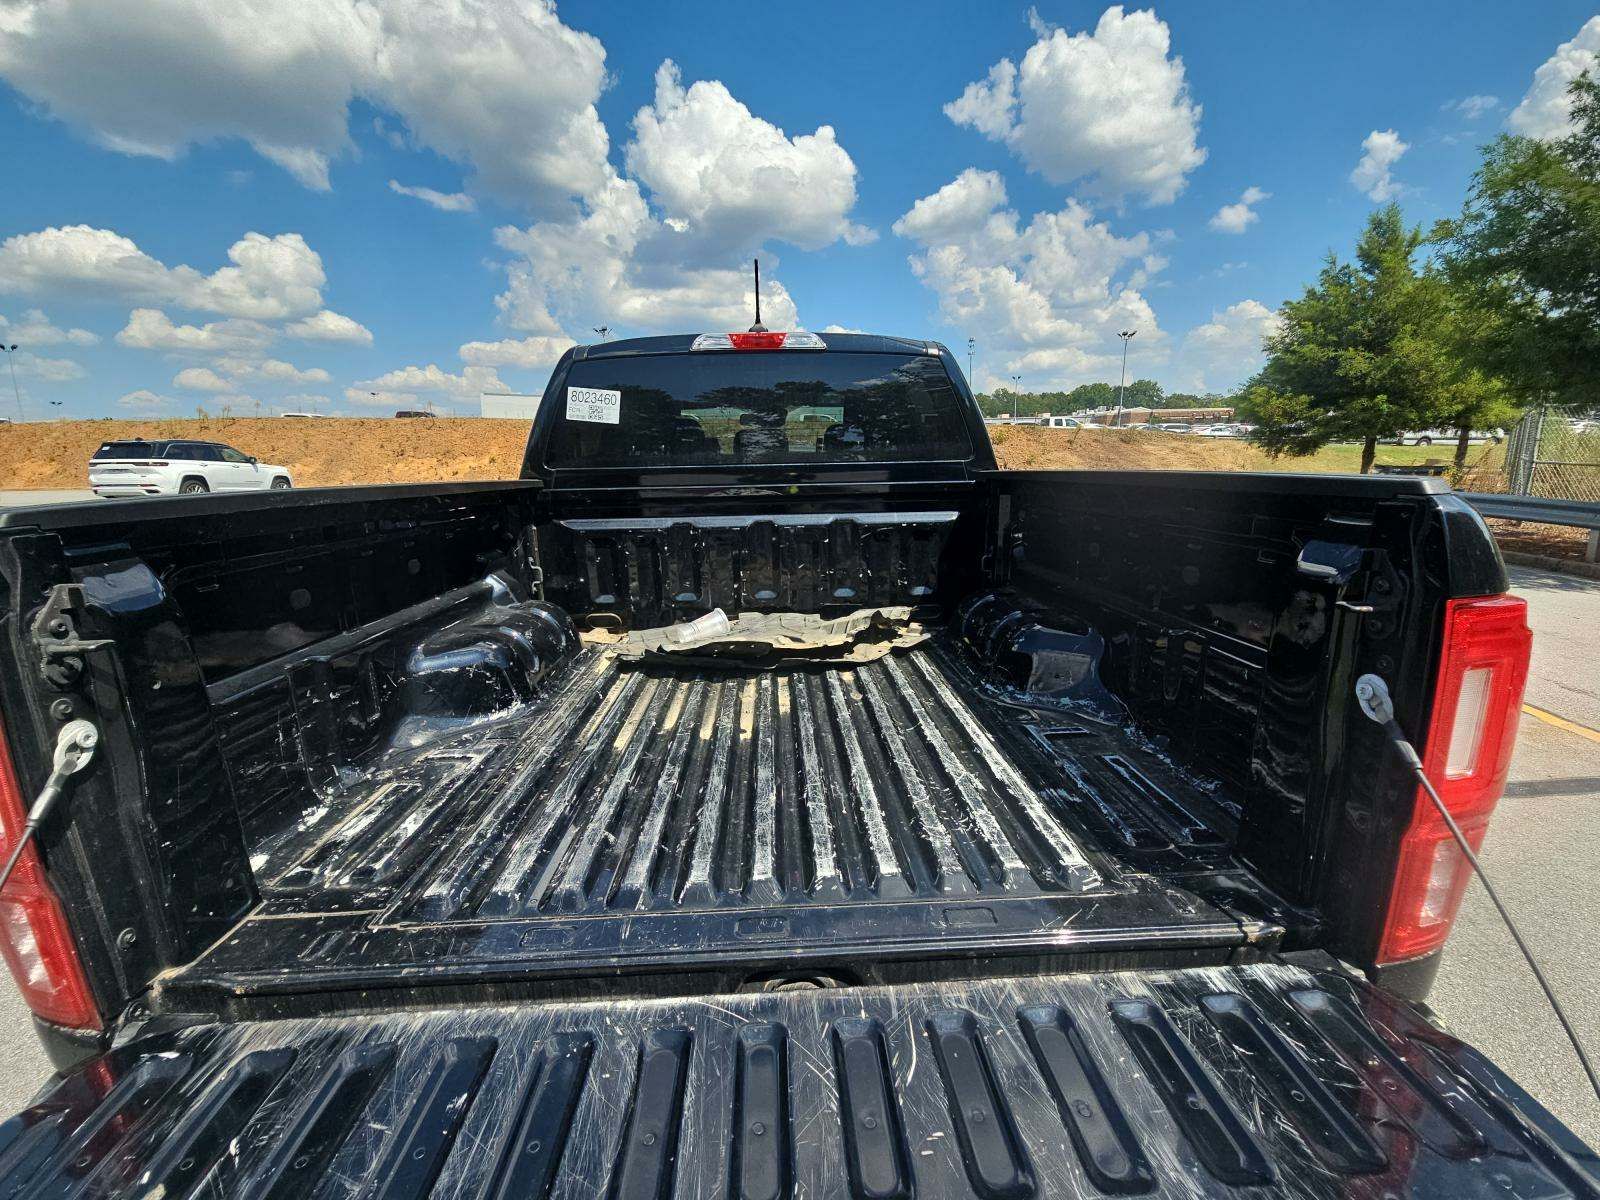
[0,418,532,489]
[988,425,1273,471]
[3,418,1287,489]
[4,418,1296,490]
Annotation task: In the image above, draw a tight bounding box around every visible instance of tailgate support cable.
[1357,674,1600,1109]
[0,720,98,895]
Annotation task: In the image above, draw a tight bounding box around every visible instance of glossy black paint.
[28,1016,99,1075]
[0,466,1506,1025]
[0,360,1547,1193]
[541,509,963,627]
[3,962,1593,1200]
[0,485,543,1025]
[521,335,998,483]
[987,470,1506,984]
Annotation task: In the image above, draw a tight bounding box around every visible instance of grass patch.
[1280,441,1506,475]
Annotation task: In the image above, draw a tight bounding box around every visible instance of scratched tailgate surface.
[4,962,1596,1199]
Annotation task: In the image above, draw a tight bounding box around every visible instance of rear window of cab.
[93,441,167,459]
[545,351,973,468]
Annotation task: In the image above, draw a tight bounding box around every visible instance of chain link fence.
[1503,408,1600,502]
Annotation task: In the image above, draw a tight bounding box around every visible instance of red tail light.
[690,331,827,351]
[0,715,100,1029]
[1377,594,1531,964]
[728,332,788,350]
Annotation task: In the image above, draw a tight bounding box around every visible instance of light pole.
[1,344,21,422]
[1010,374,1022,423]
[967,337,975,385]
[1114,330,1137,427]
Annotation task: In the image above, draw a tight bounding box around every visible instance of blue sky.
[0,1,1596,419]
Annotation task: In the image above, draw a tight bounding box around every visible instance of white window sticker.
[566,386,621,425]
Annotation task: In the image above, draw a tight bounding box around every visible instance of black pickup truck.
[0,330,1585,1199]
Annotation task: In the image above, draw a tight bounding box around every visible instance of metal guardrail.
[1459,492,1600,563]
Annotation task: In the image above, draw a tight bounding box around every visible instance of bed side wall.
[988,470,1450,965]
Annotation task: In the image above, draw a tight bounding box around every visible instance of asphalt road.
[1431,565,1600,1147]
[0,490,96,508]
[0,546,1596,1142]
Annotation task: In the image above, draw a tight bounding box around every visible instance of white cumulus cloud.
[388,179,476,213]
[0,227,326,319]
[0,308,98,346]
[0,0,612,207]
[174,366,233,392]
[458,335,575,369]
[116,308,276,353]
[478,57,878,347]
[1444,94,1500,120]
[892,169,1011,245]
[1208,186,1269,234]
[215,356,330,384]
[118,388,173,410]
[944,6,1205,205]
[13,353,86,383]
[492,174,803,342]
[625,60,873,253]
[1350,130,1408,202]
[1174,299,1281,393]
[284,309,372,344]
[1509,17,1600,140]
[348,362,507,405]
[894,170,1164,391]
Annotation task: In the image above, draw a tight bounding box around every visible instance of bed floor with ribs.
[239,638,1254,943]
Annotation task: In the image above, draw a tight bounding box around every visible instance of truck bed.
[169,638,1301,1008]
[11,962,1589,1200]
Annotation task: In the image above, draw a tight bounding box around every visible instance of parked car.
[0,329,1574,1195]
[88,438,292,496]
[1391,428,1504,446]
[394,409,434,418]
[1042,415,1081,429]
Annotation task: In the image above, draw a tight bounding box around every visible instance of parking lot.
[0,543,1597,1138]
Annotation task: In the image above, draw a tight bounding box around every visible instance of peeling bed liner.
[13,963,1600,1199]
[186,638,1302,998]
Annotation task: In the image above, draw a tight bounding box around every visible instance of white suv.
[89,439,293,497]
[1390,428,1504,446]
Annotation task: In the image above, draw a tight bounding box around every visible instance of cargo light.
[690,332,827,351]
[1377,594,1530,964]
[0,714,100,1029]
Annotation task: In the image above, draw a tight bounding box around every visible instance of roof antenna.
[749,258,767,333]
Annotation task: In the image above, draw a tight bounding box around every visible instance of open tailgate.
[1,962,1595,1199]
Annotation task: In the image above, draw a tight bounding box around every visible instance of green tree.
[1246,205,1441,473]
[1157,391,1238,411]
[1121,378,1164,409]
[1066,382,1117,410]
[1400,269,1524,467]
[1435,72,1600,411]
